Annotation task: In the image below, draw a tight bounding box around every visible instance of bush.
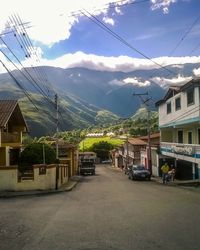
[19,143,56,168]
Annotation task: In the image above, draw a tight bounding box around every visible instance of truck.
[79,161,96,175]
[79,151,96,175]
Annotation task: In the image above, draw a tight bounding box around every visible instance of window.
[178,130,183,143]
[187,88,194,106]
[188,132,192,144]
[175,97,181,111]
[167,102,171,114]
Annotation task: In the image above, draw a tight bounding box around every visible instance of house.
[114,138,146,168]
[52,140,78,177]
[0,100,28,167]
[156,78,200,180]
[139,132,165,176]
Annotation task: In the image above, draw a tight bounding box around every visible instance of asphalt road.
[0,165,200,250]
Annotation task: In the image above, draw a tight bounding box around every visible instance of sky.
[0,0,200,86]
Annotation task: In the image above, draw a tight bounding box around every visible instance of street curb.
[0,179,79,199]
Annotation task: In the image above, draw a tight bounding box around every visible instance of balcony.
[160,142,200,159]
[1,132,21,144]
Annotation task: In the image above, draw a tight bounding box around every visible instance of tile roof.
[139,133,160,140]
[0,100,18,128]
[128,138,146,145]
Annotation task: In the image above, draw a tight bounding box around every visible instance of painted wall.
[159,86,200,127]
[0,164,69,191]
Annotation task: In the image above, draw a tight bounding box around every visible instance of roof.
[0,100,28,130]
[0,100,17,127]
[139,132,160,140]
[128,138,146,145]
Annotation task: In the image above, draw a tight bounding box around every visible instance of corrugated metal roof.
[0,100,18,127]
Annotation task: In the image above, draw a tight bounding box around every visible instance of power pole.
[126,135,129,168]
[55,94,59,160]
[133,92,152,174]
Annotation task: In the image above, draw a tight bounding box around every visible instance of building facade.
[156,79,200,179]
[0,100,28,167]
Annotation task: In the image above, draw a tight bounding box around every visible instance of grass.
[79,136,124,151]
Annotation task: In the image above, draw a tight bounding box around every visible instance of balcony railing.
[161,142,200,158]
[1,132,21,144]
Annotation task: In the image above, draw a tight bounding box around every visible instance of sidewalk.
[108,166,200,189]
[0,175,82,199]
[151,176,200,189]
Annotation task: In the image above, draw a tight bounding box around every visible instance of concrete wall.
[159,86,199,127]
[0,164,69,191]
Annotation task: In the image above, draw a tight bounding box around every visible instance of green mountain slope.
[2,89,119,137]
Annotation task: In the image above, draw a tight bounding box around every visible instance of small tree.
[19,143,56,169]
[90,141,114,161]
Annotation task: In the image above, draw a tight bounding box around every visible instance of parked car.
[128,165,151,181]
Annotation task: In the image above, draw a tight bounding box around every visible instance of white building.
[156,79,200,180]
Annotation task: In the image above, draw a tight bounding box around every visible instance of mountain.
[0,63,199,136]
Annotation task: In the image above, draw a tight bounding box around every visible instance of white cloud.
[109,77,151,87]
[109,79,124,86]
[123,77,151,87]
[151,75,192,88]
[103,17,115,26]
[1,50,200,75]
[193,67,200,77]
[34,52,200,73]
[0,0,131,46]
[0,44,6,49]
[151,0,177,14]
[115,7,122,14]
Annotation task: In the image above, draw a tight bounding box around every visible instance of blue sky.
[46,0,200,59]
[1,0,200,86]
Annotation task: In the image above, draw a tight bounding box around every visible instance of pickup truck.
[79,161,95,175]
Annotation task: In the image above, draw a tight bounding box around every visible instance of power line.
[9,14,52,98]
[82,9,176,76]
[0,37,51,102]
[169,14,200,56]
[69,0,150,17]
[189,41,200,55]
[0,59,39,111]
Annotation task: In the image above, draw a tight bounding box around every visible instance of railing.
[1,132,21,143]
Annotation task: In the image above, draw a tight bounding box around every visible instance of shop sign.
[171,145,194,156]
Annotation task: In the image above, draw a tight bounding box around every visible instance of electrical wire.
[82,9,176,76]
[169,14,200,56]
[69,0,150,17]
[0,59,39,110]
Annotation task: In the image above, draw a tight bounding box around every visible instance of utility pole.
[133,92,152,174]
[126,135,129,168]
[55,94,59,160]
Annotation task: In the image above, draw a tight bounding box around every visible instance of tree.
[19,143,56,168]
[90,141,114,161]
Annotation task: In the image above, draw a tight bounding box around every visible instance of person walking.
[168,166,176,181]
[161,162,169,184]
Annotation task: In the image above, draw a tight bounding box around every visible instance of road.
[0,165,200,250]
